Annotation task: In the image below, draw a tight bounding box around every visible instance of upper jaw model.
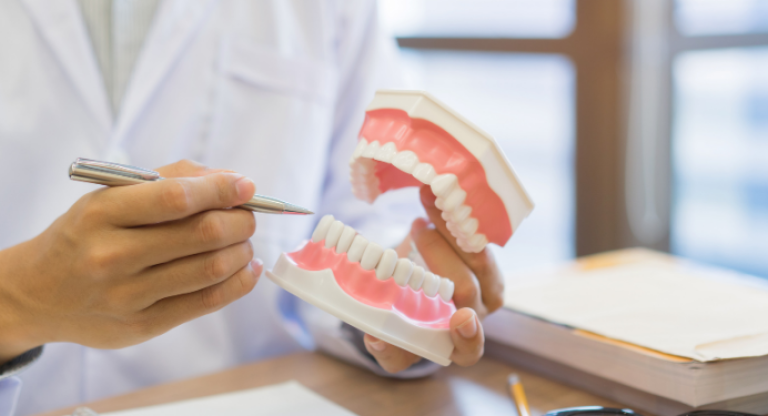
[268,90,533,366]
[350,90,533,253]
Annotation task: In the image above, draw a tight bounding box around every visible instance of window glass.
[379,0,575,38]
[398,50,575,273]
[675,0,768,36]
[672,47,768,278]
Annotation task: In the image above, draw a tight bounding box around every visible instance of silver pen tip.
[283,203,314,215]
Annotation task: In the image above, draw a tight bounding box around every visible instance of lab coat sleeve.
[0,378,22,416]
[0,347,43,416]
[292,1,440,377]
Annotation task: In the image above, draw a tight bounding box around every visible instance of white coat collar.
[112,0,219,148]
[21,0,113,136]
[21,0,218,148]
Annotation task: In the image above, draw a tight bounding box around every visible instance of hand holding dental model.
[267,91,534,371]
[365,186,507,372]
[0,160,262,364]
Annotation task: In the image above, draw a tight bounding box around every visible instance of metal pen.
[69,157,313,215]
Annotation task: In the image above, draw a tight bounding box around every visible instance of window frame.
[395,0,768,257]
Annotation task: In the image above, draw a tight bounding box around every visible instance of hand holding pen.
[69,158,313,215]
[0,159,304,364]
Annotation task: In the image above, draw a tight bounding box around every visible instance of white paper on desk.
[504,261,768,362]
[104,381,357,416]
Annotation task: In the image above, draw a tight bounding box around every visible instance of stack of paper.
[484,249,768,415]
[104,381,357,416]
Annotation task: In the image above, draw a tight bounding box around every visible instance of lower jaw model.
[268,90,534,366]
[267,214,457,365]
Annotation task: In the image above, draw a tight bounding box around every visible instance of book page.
[504,259,768,362]
[104,381,357,416]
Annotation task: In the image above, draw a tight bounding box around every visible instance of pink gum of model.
[268,91,533,365]
[358,108,512,246]
[287,239,456,329]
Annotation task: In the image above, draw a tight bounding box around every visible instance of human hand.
[363,186,504,373]
[0,160,261,363]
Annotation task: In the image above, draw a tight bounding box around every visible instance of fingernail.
[236,176,255,200]
[410,218,430,236]
[366,337,386,352]
[250,259,263,277]
[457,316,478,339]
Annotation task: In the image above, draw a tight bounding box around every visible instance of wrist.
[0,241,47,364]
[0,296,39,364]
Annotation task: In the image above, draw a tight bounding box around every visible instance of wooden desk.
[39,352,624,416]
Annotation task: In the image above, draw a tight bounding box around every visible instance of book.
[484,249,768,415]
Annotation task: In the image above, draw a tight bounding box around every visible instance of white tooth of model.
[352,138,368,159]
[361,141,380,159]
[335,226,356,254]
[375,249,398,280]
[324,220,345,249]
[350,173,368,184]
[438,278,455,302]
[392,151,419,174]
[430,173,457,198]
[412,163,436,184]
[347,235,368,263]
[421,272,440,297]
[373,142,398,163]
[351,159,373,175]
[434,197,445,210]
[443,187,467,212]
[459,217,479,236]
[450,205,472,223]
[360,241,384,271]
[456,236,471,252]
[392,258,413,287]
[311,215,335,243]
[408,266,426,291]
[469,234,488,253]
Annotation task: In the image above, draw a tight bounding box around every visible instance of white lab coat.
[0,1,423,414]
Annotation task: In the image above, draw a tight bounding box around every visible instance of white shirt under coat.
[0,1,427,415]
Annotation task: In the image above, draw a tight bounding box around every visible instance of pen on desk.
[508,373,531,416]
[69,157,314,215]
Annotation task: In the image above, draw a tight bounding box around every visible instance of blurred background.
[377,0,768,278]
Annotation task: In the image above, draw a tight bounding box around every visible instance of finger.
[449,308,484,367]
[124,241,255,308]
[420,186,505,313]
[135,259,263,336]
[123,208,256,267]
[410,218,486,316]
[99,172,256,227]
[363,334,422,373]
[154,159,231,179]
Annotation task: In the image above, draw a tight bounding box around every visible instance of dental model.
[269,90,534,366]
[267,214,457,365]
[350,90,533,253]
